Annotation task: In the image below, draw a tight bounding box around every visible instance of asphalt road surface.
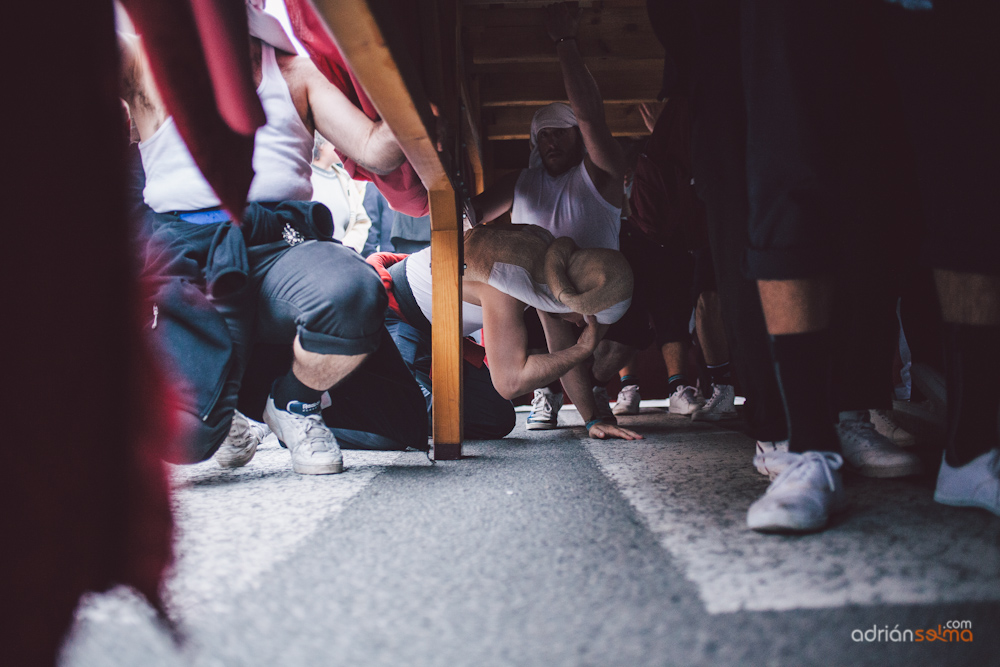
[61,405,1000,666]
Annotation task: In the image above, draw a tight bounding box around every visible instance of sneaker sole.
[273,439,344,475]
[933,492,1000,517]
[612,407,640,416]
[214,448,256,468]
[526,422,558,430]
[748,500,847,533]
[668,407,700,416]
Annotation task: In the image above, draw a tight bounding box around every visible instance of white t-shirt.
[406,247,485,336]
[406,247,629,330]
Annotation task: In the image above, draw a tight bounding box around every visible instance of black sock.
[620,374,639,388]
[943,323,1000,467]
[272,370,324,413]
[707,362,732,386]
[667,374,688,395]
[768,330,839,454]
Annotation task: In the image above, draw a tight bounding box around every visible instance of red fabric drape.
[284,0,430,217]
[4,3,178,665]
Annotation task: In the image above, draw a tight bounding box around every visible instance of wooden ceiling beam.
[485,103,650,140]
[466,6,662,66]
[477,68,661,107]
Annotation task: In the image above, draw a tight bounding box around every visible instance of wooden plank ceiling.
[462,0,663,144]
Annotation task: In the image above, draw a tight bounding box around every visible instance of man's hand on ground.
[588,422,643,440]
[545,2,580,43]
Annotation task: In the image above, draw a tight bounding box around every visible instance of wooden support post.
[313,0,465,458]
[429,189,463,458]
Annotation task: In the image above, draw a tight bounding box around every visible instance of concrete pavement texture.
[61,408,999,666]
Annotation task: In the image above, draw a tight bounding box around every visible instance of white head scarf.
[528,103,581,169]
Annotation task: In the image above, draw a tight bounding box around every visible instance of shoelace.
[294,413,334,453]
[531,392,550,412]
[768,451,843,493]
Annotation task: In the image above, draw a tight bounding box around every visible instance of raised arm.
[470,169,522,225]
[545,3,626,190]
[284,55,406,175]
[479,287,600,400]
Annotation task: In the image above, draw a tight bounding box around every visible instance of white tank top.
[406,247,485,336]
[511,162,621,250]
[406,247,629,330]
[139,44,314,212]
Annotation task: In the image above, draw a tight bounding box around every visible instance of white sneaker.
[263,396,343,475]
[668,385,703,416]
[592,385,616,422]
[934,449,1000,516]
[836,410,922,478]
[214,410,270,468]
[747,451,847,532]
[869,409,916,447]
[527,388,562,430]
[754,439,791,479]
[692,384,738,421]
[613,384,641,416]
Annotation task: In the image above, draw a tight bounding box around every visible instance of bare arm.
[470,170,521,225]
[546,3,626,194]
[286,56,406,175]
[538,311,642,440]
[480,287,600,400]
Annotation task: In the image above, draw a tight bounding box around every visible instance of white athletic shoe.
[754,439,791,479]
[592,385,616,422]
[934,449,1000,516]
[263,396,343,475]
[668,385,703,416]
[692,384,738,421]
[613,384,641,416]
[526,388,562,430]
[214,410,270,468]
[837,410,922,478]
[869,408,916,447]
[747,451,847,532]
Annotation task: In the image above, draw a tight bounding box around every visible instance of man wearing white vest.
[470,2,640,440]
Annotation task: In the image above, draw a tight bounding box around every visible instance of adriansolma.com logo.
[852,621,973,643]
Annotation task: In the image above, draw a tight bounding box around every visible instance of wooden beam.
[313,0,451,192]
[313,0,464,458]
[429,193,463,458]
[478,68,661,107]
[485,103,650,140]
[465,5,662,64]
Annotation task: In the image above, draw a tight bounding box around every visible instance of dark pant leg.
[689,0,787,442]
[325,326,429,451]
[704,196,787,442]
[247,240,425,449]
[255,240,386,355]
[179,285,257,463]
[387,313,515,440]
[463,362,516,440]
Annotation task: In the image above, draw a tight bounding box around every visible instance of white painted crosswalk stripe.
[584,419,1000,614]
